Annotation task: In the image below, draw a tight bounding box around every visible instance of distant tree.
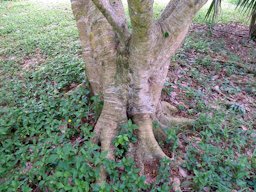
[207,0,256,39]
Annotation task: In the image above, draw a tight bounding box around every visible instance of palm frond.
[235,0,256,39]
[205,0,222,21]
[236,0,256,15]
[206,0,256,19]
[206,0,256,39]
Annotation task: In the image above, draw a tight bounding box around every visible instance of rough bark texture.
[250,11,256,39]
[71,0,208,178]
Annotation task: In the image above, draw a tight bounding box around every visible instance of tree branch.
[151,0,208,60]
[127,0,154,41]
[159,0,180,22]
[146,0,208,109]
[159,0,208,24]
[127,0,156,115]
[92,0,130,41]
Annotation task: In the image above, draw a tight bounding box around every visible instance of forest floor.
[0,0,255,191]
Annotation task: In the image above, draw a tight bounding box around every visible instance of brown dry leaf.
[212,85,222,94]
[59,123,67,134]
[241,125,248,131]
[203,187,210,192]
[172,177,182,192]
[145,175,156,184]
[179,167,188,178]
[192,136,202,143]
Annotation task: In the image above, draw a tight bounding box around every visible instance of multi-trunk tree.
[71,0,207,179]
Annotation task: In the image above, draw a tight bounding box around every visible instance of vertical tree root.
[92,101,127,184]
[133,114,168,160]
[93,118,118,184]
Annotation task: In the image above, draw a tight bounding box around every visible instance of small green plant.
[166,127,179,153]
[1,1,255,191]
[151,158,172,192]
[91,95,103,118]
[195,56,212,67]
[114,120,138,158]
[103,157,149,191]
[185,110,255,191]
[229,103,246,114]
[163,81,174,96]
[163,31,170,38]
[184,37,209,52]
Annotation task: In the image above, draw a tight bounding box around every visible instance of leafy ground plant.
[0,0,255,191]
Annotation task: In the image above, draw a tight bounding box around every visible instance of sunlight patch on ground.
[30,0,70,9]
[31,0,70,4]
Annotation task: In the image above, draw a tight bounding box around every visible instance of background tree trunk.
[71,0,208,178]
[250,11,256,39]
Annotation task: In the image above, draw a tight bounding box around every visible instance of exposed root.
[157,114,194,128]
[64,82,86,97]
[133,148,145,176]
[95,123,117,184]
[93,102,189,183]
[156,101,194,129]
[91,119,101,145]
[93,111,120,184]
[98,166,107,184]
[133,114,169,160]
[128,137,163,177]
[99,121,117,160]
[153,126,168,143]
[160,101,179,114]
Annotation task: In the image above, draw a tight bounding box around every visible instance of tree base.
[93,101,195,183]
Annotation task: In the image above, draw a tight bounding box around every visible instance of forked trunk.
[71,0,208,179]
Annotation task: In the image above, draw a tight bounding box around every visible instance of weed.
[184,37,209,52]
[0,0,255,191]
[195,56,212,67]
[114,120,138,159]
[151,158,172,191]
[183,110,256,191]
[163,81,174,96]
[166,127,179,153]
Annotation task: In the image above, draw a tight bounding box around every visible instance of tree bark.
[71,0,208,178]
[249,11,256,40]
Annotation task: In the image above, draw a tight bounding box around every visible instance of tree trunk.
[71,0,207,179]
[249,11,256,40]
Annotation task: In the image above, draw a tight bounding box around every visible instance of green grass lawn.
[0,0,255,191]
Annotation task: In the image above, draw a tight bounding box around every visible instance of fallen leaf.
[179,167,188,178]
[172,177,181,192]
[241,125,248,131]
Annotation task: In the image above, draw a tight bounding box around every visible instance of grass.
[0,0,255,191]
[152,0,249,24]
[194,1,250,24]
